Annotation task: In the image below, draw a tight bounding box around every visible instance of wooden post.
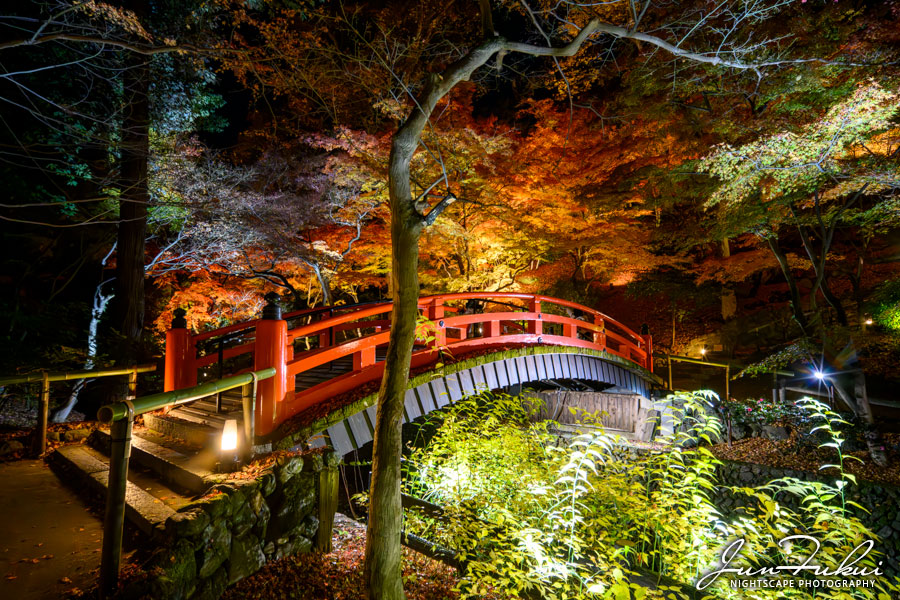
[164,308,194,392]
[667,355,673,391]
[254,293,288,436]
[34,371,50,456]
[100,407,133,596]
[316,466,340,552]
[240,377,256,463]
[128,366,138,400]
[725,364,730,402]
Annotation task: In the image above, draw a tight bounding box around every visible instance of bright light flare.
[700,348,707,356]
[865,318,873,325]
[813,370,825,382]
[221,419,239,451]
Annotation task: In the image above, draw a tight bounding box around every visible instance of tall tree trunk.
[365,133,423,600]
[361,20,602,598]
[114,29,149,363]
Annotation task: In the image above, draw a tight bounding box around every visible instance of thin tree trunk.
[766,236,809,334]
[53,257,114,422]
[313,264,334,306]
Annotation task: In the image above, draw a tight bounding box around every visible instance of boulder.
[63,428,91,442]
[0,440,24,455]
[761,425,789,441]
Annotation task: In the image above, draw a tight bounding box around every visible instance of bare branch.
[422,193,457,226]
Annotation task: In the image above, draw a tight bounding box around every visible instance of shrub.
[400,390,900,599]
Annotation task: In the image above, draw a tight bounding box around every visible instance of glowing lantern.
[221,419,239,451]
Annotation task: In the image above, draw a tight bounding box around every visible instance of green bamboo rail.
[0,364,156,456]
[95,367,275,596]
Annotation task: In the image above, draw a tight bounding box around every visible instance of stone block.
[166,509,210,539]
[231,497,257,539]
[63,428,91,442]
[194,566,228,600]
[761,425,789,441]
[303,451,325,473]
[228,533,265,585]
[0,440,24,455]
[275,455,304,485]
[149,539,197,600]
[196,518,232,579]
[258,469,277,496]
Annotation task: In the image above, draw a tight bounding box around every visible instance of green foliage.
[870,279,900,332]
[736,339,816,378]
[401,390,900,599]
[721,397,803,429]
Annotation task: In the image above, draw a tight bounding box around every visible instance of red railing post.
[427,298,446,348]
[641,324,653,372]
[527,297,542,336]
[354,346,376,370]
[254,293,288,436]
[593,314,606,348]
[164,308,195,392]
[487,316,500,339]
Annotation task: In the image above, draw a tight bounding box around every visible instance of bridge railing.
[164,293,651,436]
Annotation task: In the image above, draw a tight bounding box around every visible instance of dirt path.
[0,460,103,599]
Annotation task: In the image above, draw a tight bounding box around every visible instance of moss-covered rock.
[227,533,265,585]
[257,469,277,496]
[275,454,304,485]
[196,518,232,579]
[148,539,197,600]
[181,491,233,520]
[230,496,257,539]
[194,565,228,600]
[165,509,210,539]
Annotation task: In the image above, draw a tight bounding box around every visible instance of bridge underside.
[310,351,654,456]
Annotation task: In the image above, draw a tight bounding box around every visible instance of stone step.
[89,429,212,495]
[47,445,184,538]
[144,411,222,447]
[170,403,243,425]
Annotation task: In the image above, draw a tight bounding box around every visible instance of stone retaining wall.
[714,460,900,577]
[122,449,340,600]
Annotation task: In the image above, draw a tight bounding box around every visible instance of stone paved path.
[0,460,104,599]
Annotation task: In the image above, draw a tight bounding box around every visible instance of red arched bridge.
[163,293,655,448]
